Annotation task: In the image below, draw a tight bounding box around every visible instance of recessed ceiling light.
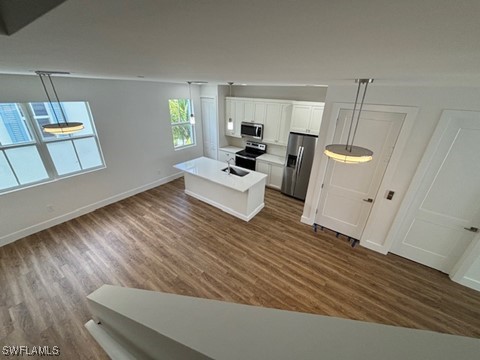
[137,75,145,78]
[190,81,208,85]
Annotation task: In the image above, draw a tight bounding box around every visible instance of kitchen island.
[174,157,267,221]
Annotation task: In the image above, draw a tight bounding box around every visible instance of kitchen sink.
[222,166,249,177]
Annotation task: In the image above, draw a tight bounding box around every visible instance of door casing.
[316,109,405,240]
[310,103,418,254]
[387,110,480,274]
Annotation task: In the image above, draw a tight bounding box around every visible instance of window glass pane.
[169,99,189,124]
[172,124,195,148]
[0,103,33,145]
[47,140,81,175]
[4,146,49,184]
[0,151,19,190]
[73,137,103,169]
[31,101,95,140]
[31,102,49,116]
[62,102,94,137]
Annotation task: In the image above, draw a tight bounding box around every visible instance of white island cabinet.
[174,157,267,221]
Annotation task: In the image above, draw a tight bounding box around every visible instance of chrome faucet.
[226,158,235,175]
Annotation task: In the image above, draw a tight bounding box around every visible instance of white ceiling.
[1,0,480,86]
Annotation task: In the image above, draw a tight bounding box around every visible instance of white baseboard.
[0,173,183,248]
[85,320,137,360]
[301,215,313,225]
[453,277,480,292]
[184,189,264,222]
[360,240,389,255]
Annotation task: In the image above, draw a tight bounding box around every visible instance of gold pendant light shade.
[324,79,374,164]
[324,144,373,164]
[42,122,85,135]
[35,71,84,135]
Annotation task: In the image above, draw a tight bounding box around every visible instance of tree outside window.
[169,99,195,149]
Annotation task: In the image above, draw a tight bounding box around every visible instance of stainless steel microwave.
[240,122,263,140]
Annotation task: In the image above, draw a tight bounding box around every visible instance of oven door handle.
[236,154,255,160]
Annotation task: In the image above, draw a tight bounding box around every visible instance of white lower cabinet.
[269,163,283,189]
[256,160,284,190]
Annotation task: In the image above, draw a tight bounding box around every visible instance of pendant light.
[187,81,195,125]
[35,71,84,135]
[324,79,374,164]
[227,82,234,130]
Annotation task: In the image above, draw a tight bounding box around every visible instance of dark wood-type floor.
[1,178,480,358]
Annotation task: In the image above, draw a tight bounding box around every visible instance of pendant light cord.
[187,81,195,119]
[349,80,369,152]
[38,74,70,127]
[345,81,362,152]
[38,74,62,127]
[47,74,70,126]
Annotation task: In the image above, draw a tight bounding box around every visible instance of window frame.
[0,101,105,195]
[168,98,196,150]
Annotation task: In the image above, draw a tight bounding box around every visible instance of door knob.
[464,226,479,233]
[363,198,374,203]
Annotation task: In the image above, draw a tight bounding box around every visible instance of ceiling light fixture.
[227,82,234,131]
[324,79,374,164]
[35,71,84,135]
[187,81,195,125]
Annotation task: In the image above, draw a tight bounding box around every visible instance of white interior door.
[201,97,217,159]
[391,110,480,273]
[315,109,405,239]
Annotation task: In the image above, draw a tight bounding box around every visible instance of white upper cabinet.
[278,103,293,145]
[244,101,254,122]
[263,103,292,146]
[226,97,322,142]
[225,98,256,137]
[225,98,241,138]
[290,101,325,135]
[253,102,266,124]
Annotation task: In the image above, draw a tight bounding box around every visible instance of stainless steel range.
[235,141,267,170]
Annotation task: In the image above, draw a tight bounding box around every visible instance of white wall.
[0,74,204,246]
[229,85,327,102]
[303,84,480,254]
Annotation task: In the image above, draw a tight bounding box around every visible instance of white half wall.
[303,84,480,254]
[0,74,204,246]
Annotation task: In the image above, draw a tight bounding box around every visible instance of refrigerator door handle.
[296,146,305,176]
[293,146,301,175]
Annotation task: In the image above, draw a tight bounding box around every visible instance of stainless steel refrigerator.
[281,132,317,201]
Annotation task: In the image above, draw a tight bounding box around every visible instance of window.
[168,99,195,149]
[0,101,104,194]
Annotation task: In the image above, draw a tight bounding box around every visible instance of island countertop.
[174,157,267,193]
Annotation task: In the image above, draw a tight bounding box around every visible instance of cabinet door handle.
[464,227,479,233]
[363,198,374,203]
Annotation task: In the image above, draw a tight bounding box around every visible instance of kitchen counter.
[257,153,285,166]
[219,146,243,153]
[174,157,267,221]
[174,157,266,193]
